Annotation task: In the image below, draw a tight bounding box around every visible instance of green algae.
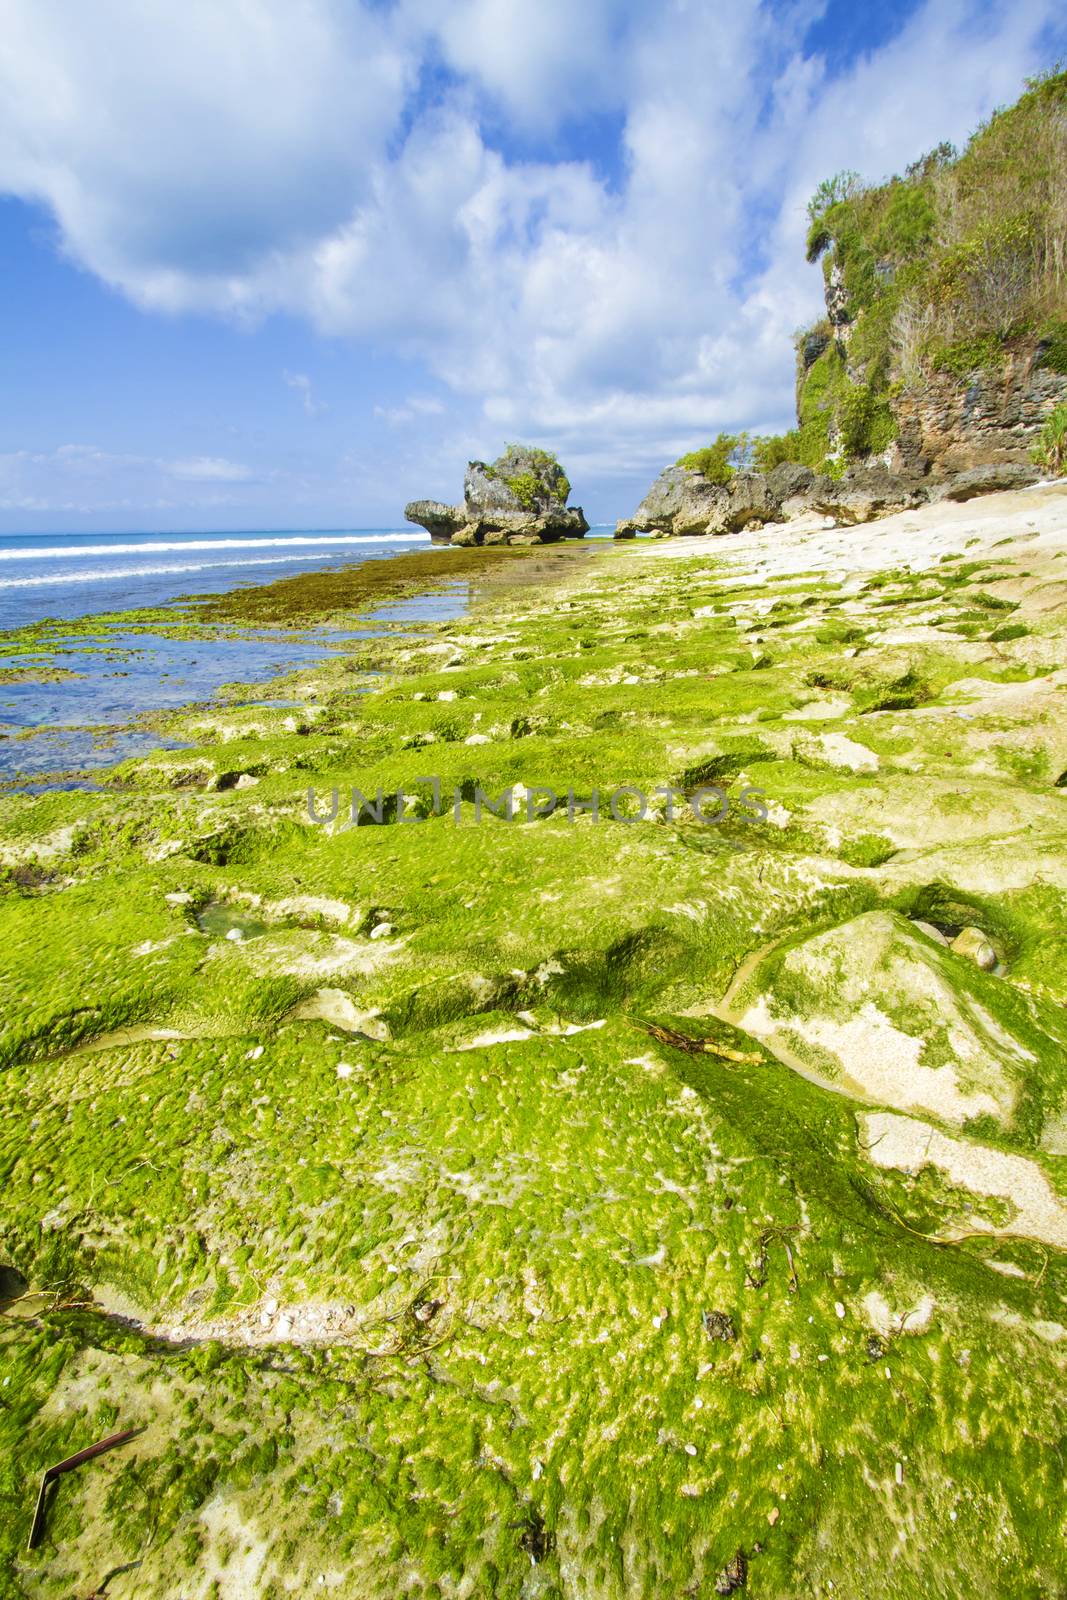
[1,522,1066,1597]
[191,545,552,627]
[3,1023,1065,1596]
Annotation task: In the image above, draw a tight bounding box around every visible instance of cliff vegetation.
[677,68,1067,483]
[797,66,1067,470]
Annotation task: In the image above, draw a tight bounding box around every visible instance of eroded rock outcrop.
[403,500,461,543]
[722,910,1026,1128]
[406,444,588,546]
[617,403,1052,538]
[890,356,1064,480]
[614,465,727,536]
[937,463,1043,502]
[616,459,930,538]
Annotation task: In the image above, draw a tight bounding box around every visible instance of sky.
[0,0,1065,532]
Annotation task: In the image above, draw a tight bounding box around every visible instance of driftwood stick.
[27,1427,144,1551]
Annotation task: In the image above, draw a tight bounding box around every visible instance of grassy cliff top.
[805,67,1067,368]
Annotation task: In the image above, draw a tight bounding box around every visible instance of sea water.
[0,527,463,785]
[0,527,432,630]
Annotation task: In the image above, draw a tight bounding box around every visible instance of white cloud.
[409,0,639,128]
[0,0,409,311]
[283,371,326,416]
[0,0,1064,497]
[0,445,257,511]
[167,456,253,482]
[374,396,447,426]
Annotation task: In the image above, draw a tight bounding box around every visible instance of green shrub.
[524,446,570,503]
[1031,404,1067,476]
[806,171,864,260]
[752,431,804,470]
[927,215,1039,339]
[677,433,739,484]
[796,345,846,468]
[504,471,542,509]
[1037,320,1067,374]
[837,384,897,456]
[497,444,571,506]
[929,333,1006,377]
[872,183,937,262]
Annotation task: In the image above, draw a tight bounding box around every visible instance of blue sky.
[1,0,1064,532]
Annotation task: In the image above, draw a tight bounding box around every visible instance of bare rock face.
[825,261,852,344]
[705,470,787,533]
[402,500,465,543]
[935,462,1042,502]
[808,463,927,524]
[617,464,802,539]
[619,447,1049,540]
[888,349,1067,479]
[463,461,524,514]
[405,445,587,546]
[614,466,728,537]
[618,459,909,538]
[618,456,939,540]
[764,461,817,502]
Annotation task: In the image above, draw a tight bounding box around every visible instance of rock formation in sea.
[406,444,588,546]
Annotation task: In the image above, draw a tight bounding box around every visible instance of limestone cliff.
[622,69,1067,538]
[890,351,1067,478]
[797,69,1066,481]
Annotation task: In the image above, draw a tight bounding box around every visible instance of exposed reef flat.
[192,543,546,625]
[2,485,1066,1598]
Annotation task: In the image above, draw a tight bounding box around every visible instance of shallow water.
[0,581,469,786]
[0,726,192,782]
[0,525,614,787]
[0,627,373,730]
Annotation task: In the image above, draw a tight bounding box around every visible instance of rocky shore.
[615,455,1044,539]
[1,481,1066,1597]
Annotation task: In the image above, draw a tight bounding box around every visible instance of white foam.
[0,532,427,562]
[0,554,338,588]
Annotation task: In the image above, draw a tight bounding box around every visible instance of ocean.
[0,527,432,631]
[0,527,452,787]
